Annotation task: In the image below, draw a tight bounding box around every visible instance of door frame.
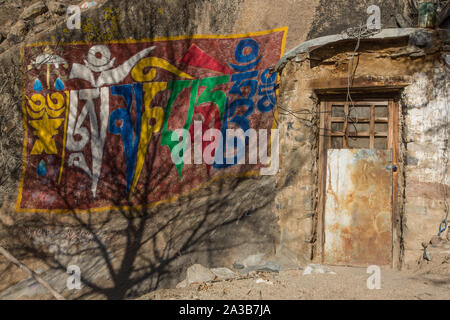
[316,97,399,267]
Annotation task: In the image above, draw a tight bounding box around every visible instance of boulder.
[302,264,336,275]
[255,278,273,285]
[46,1,67,15]
[33,14,48,26]
[19,1,48,20]
[0,40,9,55]
[234,253,284,275]
[423,250,432,261]
[8,0,24,8]
[0,24,9,39]
[233,253,265,270]
[8,20,27,42]
[185,264,215,284]
[430,235,443,247]
[241,253,265,267]
[250,261,282,273]
[409,29,434,49]
[210,267,237,280]
[175,279,187,289]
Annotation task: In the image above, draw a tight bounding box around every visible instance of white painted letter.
[66,89,109,197]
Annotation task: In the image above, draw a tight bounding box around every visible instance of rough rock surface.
[19,1,47,20]
[210,268,238,280]
[8,20,27,40]
[186,264,216,284]
[303,264,336,275]
[46,1,67,15]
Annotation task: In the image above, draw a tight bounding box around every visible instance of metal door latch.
[386,164,398,172]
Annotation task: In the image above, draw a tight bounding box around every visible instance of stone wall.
[273,58,319,265]
[0,0,416,55]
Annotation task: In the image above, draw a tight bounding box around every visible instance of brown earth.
[140,256,450,300]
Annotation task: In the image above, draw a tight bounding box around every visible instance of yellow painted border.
[58,91,70,184]
[272,25,287,130]
[16,27,288,214]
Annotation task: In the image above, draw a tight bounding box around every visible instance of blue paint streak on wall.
[215,39,263,168]
[108,83,143,194]
[213,97,246,169]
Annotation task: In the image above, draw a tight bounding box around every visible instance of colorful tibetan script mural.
[16,27,287,213]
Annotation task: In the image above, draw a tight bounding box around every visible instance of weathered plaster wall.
[274,59,319,265]
[275,29,449,268]
[402,62,449,268]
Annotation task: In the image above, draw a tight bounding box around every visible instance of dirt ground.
[0,249,448,299]
[140,257,450,300]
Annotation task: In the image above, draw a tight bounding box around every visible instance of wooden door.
[321,100,397,266]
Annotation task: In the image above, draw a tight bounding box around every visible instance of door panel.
[324,149,392,266]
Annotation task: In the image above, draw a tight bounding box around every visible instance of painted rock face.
[81,1,97,9]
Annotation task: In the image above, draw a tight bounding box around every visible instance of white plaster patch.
[403,72,429,108]
[404,69,449,183]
